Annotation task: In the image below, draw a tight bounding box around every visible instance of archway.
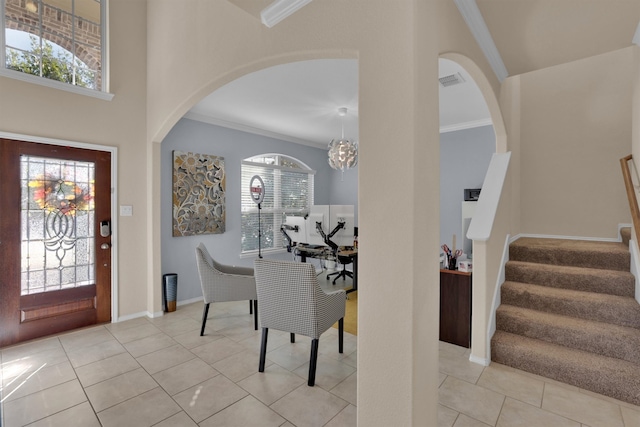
[158,57,359,303]
[440,53,507,153]
[438,53,507,365]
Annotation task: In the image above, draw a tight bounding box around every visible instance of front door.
[0,138,112,347]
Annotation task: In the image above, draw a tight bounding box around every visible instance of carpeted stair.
[491,236,640,406]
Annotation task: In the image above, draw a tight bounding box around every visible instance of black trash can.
[163,273,178,312]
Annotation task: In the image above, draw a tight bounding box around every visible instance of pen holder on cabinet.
[448,256,457,270]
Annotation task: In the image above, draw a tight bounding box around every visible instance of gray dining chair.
[195,242,258,336]
[253,258,346,386]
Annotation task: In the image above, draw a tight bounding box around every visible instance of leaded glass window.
[21,155,95,295]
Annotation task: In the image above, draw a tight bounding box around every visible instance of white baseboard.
[469,353,490,366]
[114,311,149,323]
[178,296,204,306]
[113,298,203,323]
[147,310,164,318]
[629,239,640,304]
[510,232,619,243]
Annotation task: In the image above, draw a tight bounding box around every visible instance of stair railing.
[620,154,640,244]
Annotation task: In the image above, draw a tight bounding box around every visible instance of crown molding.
[186,111,492,144]
[439,118,493,134]
[183,112,325,149]
[261,0,313,28]
[454,0,508,82]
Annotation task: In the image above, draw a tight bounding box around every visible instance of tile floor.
[1,276,640,426]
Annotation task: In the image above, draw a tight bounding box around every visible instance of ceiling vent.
[439,72,466,88]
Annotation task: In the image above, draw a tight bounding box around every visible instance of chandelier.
[328,107,358,172]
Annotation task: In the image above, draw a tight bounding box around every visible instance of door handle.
[101,243,110,250]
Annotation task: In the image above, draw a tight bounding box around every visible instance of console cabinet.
[439,269,472,348]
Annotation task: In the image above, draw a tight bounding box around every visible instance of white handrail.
[466,152,511,241]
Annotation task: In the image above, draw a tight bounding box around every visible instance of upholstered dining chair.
[195,242,258,336]
[253,258,346,386]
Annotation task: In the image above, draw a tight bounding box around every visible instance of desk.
[439,269,472,348]
[294,245,358,294]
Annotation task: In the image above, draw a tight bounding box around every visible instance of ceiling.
[475,0,640,77]
[185,0,640,149]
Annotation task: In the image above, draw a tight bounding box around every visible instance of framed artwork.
[172,151,225,236]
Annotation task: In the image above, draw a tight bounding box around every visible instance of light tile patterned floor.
[1,278,640,426]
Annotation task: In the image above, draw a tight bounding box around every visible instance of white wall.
[161,118,335,302]
[440,125,495,252]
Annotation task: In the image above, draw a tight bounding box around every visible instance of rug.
[333,291,357,335]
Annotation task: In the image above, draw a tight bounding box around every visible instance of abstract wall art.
[172,151,225,236]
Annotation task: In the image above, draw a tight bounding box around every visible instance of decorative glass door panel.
[21,156,96,295]
[0,139,111,347]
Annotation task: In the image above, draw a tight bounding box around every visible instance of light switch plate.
[120,205,133,216]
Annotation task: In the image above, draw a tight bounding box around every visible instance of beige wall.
[631,45,640,236]
[437,0,501,99]
[500,75,522,236]
[145,0,500,424]
[0,0,149,317]
[519,47,634,237]
[634,46,640,165]
[0,0,502,423]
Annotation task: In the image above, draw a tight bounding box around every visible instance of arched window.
[2,0,106,92]
[241,154,315,254]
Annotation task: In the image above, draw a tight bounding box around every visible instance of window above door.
[1,0,112,100]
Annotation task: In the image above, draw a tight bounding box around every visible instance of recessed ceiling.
[185,58,491,148]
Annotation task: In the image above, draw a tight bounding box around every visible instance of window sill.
[0,69,114,101]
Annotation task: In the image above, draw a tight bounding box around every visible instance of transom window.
[2,0,106,91]
[241,154,315,255]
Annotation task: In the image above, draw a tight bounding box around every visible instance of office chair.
[327,254,354,284]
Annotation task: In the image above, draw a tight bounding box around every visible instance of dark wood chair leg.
[259,328,269,372]
[290,333,295,343]
[253,300,258,330]
[249,300,253,315]
[338,318,344,353]
[200,303,210,336]
[308,338,319,386]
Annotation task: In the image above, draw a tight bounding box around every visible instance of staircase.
[491,235,640,406]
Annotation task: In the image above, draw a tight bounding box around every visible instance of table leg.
[347,255,357,294]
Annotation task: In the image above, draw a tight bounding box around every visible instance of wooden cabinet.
[439,269,472,348]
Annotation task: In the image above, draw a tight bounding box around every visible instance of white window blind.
[241,155,314,254]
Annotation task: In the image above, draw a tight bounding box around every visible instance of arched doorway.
[159,58,359,302]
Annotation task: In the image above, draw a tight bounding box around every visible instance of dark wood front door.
[0,138,112,347]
